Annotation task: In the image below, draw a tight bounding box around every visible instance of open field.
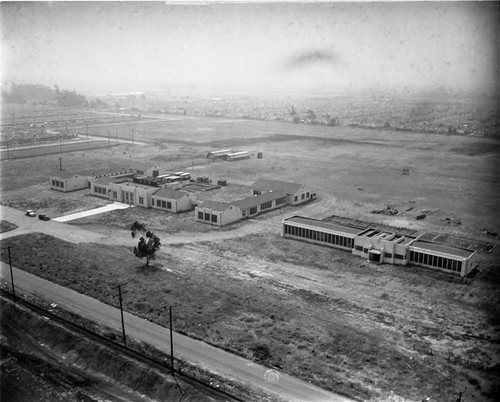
[1,231,499,401]
[1,108,500,401]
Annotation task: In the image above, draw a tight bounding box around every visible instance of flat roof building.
[282,215,478,277]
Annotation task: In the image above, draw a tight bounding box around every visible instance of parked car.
[38,214,50,221]
[25,209,36,217]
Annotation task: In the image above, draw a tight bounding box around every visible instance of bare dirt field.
[1,111,500,401]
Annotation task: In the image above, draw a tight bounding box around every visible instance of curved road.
[0,205,354,402]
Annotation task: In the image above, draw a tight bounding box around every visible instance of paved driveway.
[52,202,133,222]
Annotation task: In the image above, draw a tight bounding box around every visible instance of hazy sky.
[1,1,499,95]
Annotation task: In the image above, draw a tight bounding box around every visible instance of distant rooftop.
[153,187,188,200]
[233,189,287,209]
[410,241,475,258]
[284,216,363,236]
[198,200,232,212]
[252,178,303,194]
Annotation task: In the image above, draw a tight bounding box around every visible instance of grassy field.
[1,232,498,401]
[1,109,500,401]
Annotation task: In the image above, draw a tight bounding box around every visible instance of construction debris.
[371,206,399,216]
[441,216,462,225]
[481,228,498,237]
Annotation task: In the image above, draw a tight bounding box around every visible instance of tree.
[131,221,161,266]
[306,109,317,124]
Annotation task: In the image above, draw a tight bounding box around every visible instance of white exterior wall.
[90,181,111,199]
[289,186,313,205]
[353,234,409,265]
[195,205,241,226]
[152,193,193,213]
[51,175,89,192]
[109,182,157,207]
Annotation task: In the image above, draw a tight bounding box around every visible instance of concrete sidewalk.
[52,202,133,222]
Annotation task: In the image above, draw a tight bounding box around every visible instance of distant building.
[108,179,159,207]
[206,149,233,159]
[251,178,315,205]
[232,189,288,219]
[353,228,416,265]
[50,171,90,193]
[151,187,195,213]
[128,163,162,177]
[195,201,241,226]
[90,173,135,199]
[195,178,315,227]
[51,168,134,193]
[282,215,478,277]
[224,151,250,161]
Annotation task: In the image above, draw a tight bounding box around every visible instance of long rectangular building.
[282,215,478,277]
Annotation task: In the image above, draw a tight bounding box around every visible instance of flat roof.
[120,182,159,190]
[284,216,363,236]
[410,241,474,258]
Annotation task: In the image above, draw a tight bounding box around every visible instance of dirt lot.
[1,111,500,401]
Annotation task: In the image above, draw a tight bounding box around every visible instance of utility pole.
[170,305,174,375]
[1,247,16,302]
[112,283,128,346]
[8,247,15,302]
[59,134,62,152]
[59,157,62,171]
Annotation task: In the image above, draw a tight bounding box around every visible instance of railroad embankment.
[0,296,239,402]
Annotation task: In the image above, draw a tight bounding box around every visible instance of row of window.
[155,199,172,209]
[52,180,65,189]
[198,211,218,223]
[94,185,108,194]
[284,224,354,248]
[409,250,462,272]
[354,245,406,260]
[261,200,272,210]
[293,192,311,203]
[123,191,134,204]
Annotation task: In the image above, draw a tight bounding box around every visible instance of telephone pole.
[1,247,15,302]
[170,305,174,375]
[112,283,128,346]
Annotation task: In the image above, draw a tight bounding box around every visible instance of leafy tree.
[306,109,317,124]
[290,106,300,124]
[131,221,161,266]
[89,98,109,109]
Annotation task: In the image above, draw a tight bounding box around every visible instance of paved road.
[0,204,354,401]
[0,262,351,402]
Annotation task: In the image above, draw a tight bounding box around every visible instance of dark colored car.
[38,214,50,221]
